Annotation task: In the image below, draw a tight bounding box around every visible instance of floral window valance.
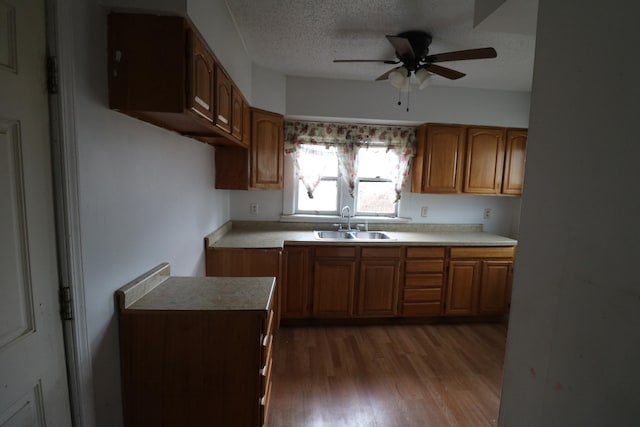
[284,121,416,152]
[284,120,417,202]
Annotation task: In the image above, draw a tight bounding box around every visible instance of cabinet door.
[502,129,527,195]
[188,31,214,121]
[478,260,513,315]
[445,260,480,316]
[231,88,244,141]
[215,65,232,133]
[282,247,310,319]
[413,124,466,193]
[251,109,284,189]
[464,127,505,194]
[356,260,400,317]
[312,259,356,318]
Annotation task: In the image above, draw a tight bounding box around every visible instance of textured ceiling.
[224,0,537,92]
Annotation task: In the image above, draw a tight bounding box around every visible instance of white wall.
[499,0,640,425]
[251,63,287,114]
[186,0,253,99]
[286,76,531,126]
[68,0,253,425]
[229,176,522,237]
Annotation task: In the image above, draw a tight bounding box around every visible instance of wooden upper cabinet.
[412,123,527,196]
[188,30,214,122]
[412,124,466,193]
[107,13,247,147]
[502,129,528,195]
[242,101,251,147]
[231,88,244,141]
[214,65,232,133]
[251,108,284,189]
[463,127,505,194]
[215,107,284,190]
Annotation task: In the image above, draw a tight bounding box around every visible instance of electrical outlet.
[249,203,258,215]
[421,206,428,217]
[483,208,491,219]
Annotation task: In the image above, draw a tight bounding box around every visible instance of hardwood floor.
[268,323,507,427]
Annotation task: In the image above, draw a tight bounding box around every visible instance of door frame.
[45,1,94,425]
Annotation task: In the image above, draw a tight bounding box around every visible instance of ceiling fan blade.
[425,64,466,80]
[385,35,415,61]
[375,66,402,81]
[426,47,497,63]
[333,59,399,64]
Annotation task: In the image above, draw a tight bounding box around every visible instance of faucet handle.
[357,222,369,231]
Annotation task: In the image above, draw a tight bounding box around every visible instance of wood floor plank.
[268,323,507,426]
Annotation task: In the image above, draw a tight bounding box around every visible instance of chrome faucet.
[341,206,352,230]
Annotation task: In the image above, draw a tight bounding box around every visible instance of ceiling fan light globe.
[389,67,408,88]
[415,68,432,89]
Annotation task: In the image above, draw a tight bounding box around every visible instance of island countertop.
[205,221,518,249]
[116,263,275,312]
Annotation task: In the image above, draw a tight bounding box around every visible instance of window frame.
[288,144,400,218]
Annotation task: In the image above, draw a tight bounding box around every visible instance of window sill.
[279,214,412,225]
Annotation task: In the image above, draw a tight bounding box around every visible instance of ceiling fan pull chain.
[406,86,411,112]
[397,88,402,106]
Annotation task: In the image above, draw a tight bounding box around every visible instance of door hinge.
[60,286,73,321]
[47,56,59,94]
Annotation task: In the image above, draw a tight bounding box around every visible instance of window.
[283,120,416,219]
[355,147,397,215]
[293,144,398,216]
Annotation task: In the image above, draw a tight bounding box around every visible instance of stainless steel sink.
[352,231,391,240]
[313,230,354,239]
[313,230,393,241]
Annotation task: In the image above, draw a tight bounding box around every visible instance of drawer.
[406,247,445,258]
[261,353,273,396]
[404,274,443,288]
[261,377,273,426]
[361,246,402,258]
[402,302,442,317]
[405,260,444,273]
[263,309,274,343]
[450,246,515,259]
[262,333,273,367]
[404,288,442,302]
[314,246,357,258]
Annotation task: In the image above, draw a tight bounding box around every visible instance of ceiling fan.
[334,30,497,83]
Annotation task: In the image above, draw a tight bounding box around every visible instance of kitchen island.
[116,263,275,427]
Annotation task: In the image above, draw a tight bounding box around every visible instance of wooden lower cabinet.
[281,246,310,319]
[205,247,282,326]
[445,247,515,316]
[402,247,446,317]
[312,246,357,318]
[117,273,274,427]
[311,246,402,319]
[446,260,481,315]
[479,260,513,314]
[217,244,515,323]
[356,247,402,317]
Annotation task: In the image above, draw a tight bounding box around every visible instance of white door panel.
[0,0,72,425]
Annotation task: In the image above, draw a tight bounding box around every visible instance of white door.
[0,0,72,425]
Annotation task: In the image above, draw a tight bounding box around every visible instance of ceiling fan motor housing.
[396,31,432,69]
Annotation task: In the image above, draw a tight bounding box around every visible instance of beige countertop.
[117,263,275,311]
[205,221,518,249]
